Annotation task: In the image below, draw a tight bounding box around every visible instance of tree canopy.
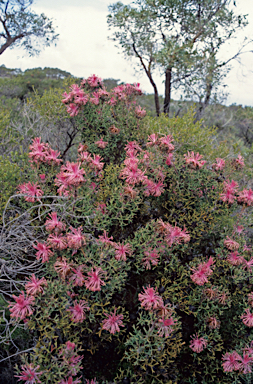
[0,0,58,56]
[107,0,249,117]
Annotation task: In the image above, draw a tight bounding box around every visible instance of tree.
[107,0,248,117]
[0,0,58,56]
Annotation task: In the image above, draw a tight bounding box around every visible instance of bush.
[4,75,253,384]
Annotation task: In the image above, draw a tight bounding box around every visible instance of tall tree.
[0,0,58,56]
[107,0,248,117]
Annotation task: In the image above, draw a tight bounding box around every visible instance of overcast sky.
[1,0,253,106]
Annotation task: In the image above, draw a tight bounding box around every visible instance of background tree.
[107,0,249,117]
[0,0,58,56]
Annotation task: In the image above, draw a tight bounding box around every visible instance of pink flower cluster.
[184,151,206,169]
[156,219,190,247]
[190,257,215,286]
[138,285,176,338]
[189,334,208,353]
[62,75,143,117]
[18,182,43,202]
[102,308,124,334]
[15,363,43,384]
[220,179,253,206]
[59,341,83,379]
[28,137,62,165]
[222,346,253,374]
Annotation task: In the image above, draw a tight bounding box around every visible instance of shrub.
[5,75,253,384]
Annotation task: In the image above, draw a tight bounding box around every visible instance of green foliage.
[0,1,58,56]
[3,76,253,384]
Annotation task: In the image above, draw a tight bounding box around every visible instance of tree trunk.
[195,82,213,121]
[164,66,172,116]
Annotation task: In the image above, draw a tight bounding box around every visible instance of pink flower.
[8,292,34,320]
[33,242,54,263]
[15,363,43,384]
[212,158,225,171]
[238,189,253,206]
[108,96,117,105]
[90,154,104,172]
[120,164,145,185]
[248,292,253,307]
[207,316,220,329]
[159,135,174,152]
[61,162,85,186]
[220,179,238,204]
[142,249,159,269]
[165,153,173,166]
[59,377,81,384]
[157,316,175,337]
[25,274,47,296]
[241,308,253,327]
[113,242,132,261]
[98,231,114,246]
[235,154,245,168]
[227,251,244,266]
[90,91,100,105]
[135,105,146,118]
[54,258,73,279]
[85,267,106,292]
[146,134,159,147]
[85,379,97,384]
[222,351,241,372]
[238,352,253,374]
[39,174,46,181]
[190,257,215,286]
[28,137,48,164]
[69,265,85,287]
[184,151,206,169]
[164,223,190,247]
[242,258,253,271]
[67,300,90,323]
[87,74,103,88]
[44,148,62,165]
[18,182,43,202]
[67,226,86,250]
[224,236,240,251]
[62,91,73,104]
[189,334,207,353]
[95,138,108,149]
[48,234,67,250]
[138,285,163,311]
[74,90,89,105]
[45,212,66,233]
[66,103,79,117]
[102,308,124,334]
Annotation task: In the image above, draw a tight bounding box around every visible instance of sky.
[1,0,253,106]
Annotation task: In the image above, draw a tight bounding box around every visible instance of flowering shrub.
[5,75,253,383]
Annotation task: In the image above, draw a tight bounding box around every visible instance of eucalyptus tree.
[0,0,58,56]
[107,0,248,116]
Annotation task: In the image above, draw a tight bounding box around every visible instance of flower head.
[25,274,47,296]
[224,236,240,251]
[67,226,86,250]
[33,242,54,263]
[102,308,124,334]
[212,158,225,171]
[184,151,206,169]
[189,334,207,353]
[222,351,241,372]
[18,182,43,202]
[67,300,90,323]
[157,316,175,337]
[45,212,66,233]
[85,267,106,292]
[238,189,253,206]
[8,292,34,320]
[241,308,253,327]
[54,258,73,279]
[138,285,163,311]
[15,363,43,384]
[113,242,132,261]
